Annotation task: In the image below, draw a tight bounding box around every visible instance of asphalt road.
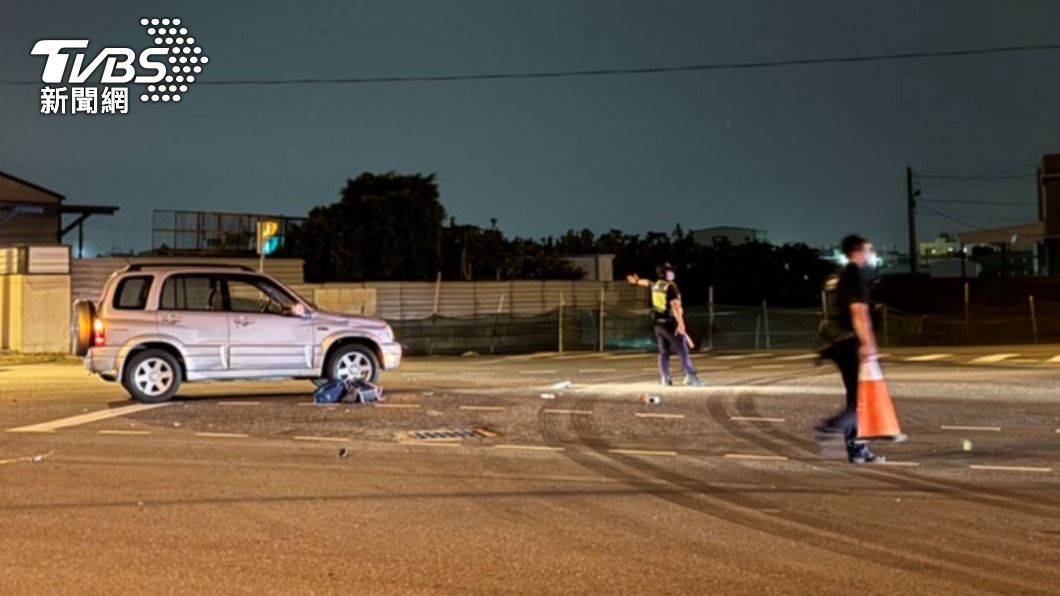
[2,347,1059,595]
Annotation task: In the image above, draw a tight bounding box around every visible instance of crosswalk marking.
[969,353,1020,364]
[904,353,953,362]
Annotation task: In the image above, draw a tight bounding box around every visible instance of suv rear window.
[113,276,152,310]
[160,275,224,311]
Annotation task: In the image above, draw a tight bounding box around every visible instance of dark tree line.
[284,172,834,307]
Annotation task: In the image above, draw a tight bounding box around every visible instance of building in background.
[690,226,767,247]
[152,209,304,256]
[566,254,614,281]
[0,170,117,256]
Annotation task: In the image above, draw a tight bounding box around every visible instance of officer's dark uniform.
[818,262,880,459]
[651,279,699,384]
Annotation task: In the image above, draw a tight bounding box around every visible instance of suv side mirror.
[284,303,309,318]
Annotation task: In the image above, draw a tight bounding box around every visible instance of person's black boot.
[847,441,886,464]
[660,375,673,386]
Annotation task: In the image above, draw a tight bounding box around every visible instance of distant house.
[0,169,117,256]
[691,226,766,247]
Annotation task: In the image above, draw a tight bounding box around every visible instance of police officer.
[627,263,703,386]
[817,235,885,464]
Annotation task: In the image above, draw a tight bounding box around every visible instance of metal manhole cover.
[404,428,497,441]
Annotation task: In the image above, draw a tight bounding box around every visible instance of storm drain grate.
[405,428,497,441]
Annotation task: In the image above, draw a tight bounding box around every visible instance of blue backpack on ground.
[313,379,347,404]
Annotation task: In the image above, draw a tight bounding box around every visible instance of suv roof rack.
[123,263,257,272]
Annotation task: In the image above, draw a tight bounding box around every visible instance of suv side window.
[225,276,294,315]
[113,276,152,310]
[160,275,224,312]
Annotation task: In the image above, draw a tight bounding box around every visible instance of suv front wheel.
[326,344,381,384]
[123,349,183,403]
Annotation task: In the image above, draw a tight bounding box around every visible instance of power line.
[4,42,1060,86]
[916,173,1035,181]
[918,198,1032,206]
[919,204,1032,230]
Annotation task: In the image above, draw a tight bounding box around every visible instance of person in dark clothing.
[817,235,885,464]
[627,263,703,386]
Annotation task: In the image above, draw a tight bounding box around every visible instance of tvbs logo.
[31,18,208,115]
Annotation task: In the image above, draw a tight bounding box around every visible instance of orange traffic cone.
[857,359,907,442]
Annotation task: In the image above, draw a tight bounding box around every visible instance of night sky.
[3,1,1059,255]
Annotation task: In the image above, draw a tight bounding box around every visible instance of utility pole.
[906,167,918,276]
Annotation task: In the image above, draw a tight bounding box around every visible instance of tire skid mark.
[558,393,1058,594]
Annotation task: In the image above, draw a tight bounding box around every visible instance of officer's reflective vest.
[651,280,672,315]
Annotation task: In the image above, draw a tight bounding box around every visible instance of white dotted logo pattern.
[137,18,207,103]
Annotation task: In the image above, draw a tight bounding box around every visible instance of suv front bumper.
[381,341,402,369]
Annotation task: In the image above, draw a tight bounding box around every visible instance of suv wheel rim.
[336,352,371,381]
[133,358,174,397]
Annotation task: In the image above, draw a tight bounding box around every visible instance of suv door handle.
[234,316,254,327]
[163,314,183,325]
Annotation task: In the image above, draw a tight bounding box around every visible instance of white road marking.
[730,416,786,423]
[543,409,592,415]
[724,453,789,461]
[969,353,1020,364]
[296,402,339,407]
[493,444,565,452]
[750,364,785,370]
[5,403,170,434]
[97,430,151,436]
[374,404,422,409]
[293,436,350,443]
[1047,355,1060,364]
[459,406,506,412]
[578,368,618,373]
[904,353,954,362]
[635,413,686,419]
[970,465,1052,473]
[217,401,260,406]
[603,354,654,361]
[1008,358,1040,364]
[940,425,1001,432]
[609,448,677,457]
[195,432,249,439]
[399,440,461,448]
[518,370,560,375]
[776,353,818,361]
[879,461,920,467]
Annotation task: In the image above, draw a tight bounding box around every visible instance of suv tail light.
[92,318,106,347]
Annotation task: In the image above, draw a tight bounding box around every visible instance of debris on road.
[640,394,662,405]
[962,439,973,452]
[0,450,54,466]
[172,422,181,428]
[314,378,384,405]
[550,381,573,391]
[462,351,480,357]
[540,393,557,400]
[338,448,349,459]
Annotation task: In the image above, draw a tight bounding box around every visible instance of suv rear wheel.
[326,344,380,384]
[123,349,182,403]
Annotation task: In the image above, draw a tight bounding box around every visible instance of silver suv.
[73,264,402,403]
